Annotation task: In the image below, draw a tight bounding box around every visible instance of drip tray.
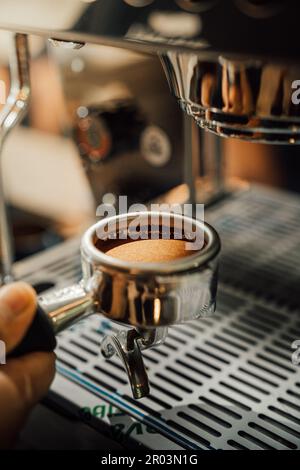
[14,184,300,450]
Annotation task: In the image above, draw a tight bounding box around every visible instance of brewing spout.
[101,327,168,399]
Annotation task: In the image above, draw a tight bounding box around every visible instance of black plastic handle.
[8,304,57,358]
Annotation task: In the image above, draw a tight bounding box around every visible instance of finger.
[1,351,56,407]
[0,282,37,353]
[0,351,55,448]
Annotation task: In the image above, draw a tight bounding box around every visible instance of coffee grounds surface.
[104,239,195,263]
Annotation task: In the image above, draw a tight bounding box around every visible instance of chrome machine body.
[0,0,300,142]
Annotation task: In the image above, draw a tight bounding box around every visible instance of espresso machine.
[0,0,300,450]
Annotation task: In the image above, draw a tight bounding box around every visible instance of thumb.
[0,282,37,353]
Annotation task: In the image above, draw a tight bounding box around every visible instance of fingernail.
[0,282,33,316]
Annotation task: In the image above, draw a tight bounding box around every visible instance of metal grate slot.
[175,358,212,379]
[142,352,159,364]
[218,381,261,404]
[247,360,287,381]
[237,316,273,334]
[167,332,187,345]
[277,398,300,413]
[245,311,282,329]
[227,439,248,450]
[144,394,172,410]
[186,351,223,371]
[264,346,293,362]
[80,333,101,347]
[209,388,252,412]
[165,365,203,387]
[123,395,162,418]
[161,341,178,352]
[155,372,193,394]
[150,348,169,358]
[166,420,211,449]
[268,405,300,425]
[193,346,229,365]
[280,333,296,343]
[238,430,275,450]
[272,339,294,353]
[150,382,183,402]
[213,333,249,352]
[228,322,265,341]
[195,398,242,421]
[93,365,128,386]
[228,374,270,396]
[177,412,222,438]
[287,389,300,400]
[82,372,116,392]
[188,403,233,428]
[222,325,259,344]
[258,414,300,440]
[57,345,88,364]
[248,422,297,450]
[69,339,98,357]
[106,359,130,373]
[255,353,296,374]
[237,367,278,389]
[55,356,77,370]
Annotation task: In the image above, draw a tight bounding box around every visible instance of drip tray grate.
[15,185,300,450]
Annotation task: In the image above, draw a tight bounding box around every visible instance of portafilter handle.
[6,278,168,400]
[7,281,96,358]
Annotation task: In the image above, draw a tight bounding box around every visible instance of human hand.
[0,282,55,448]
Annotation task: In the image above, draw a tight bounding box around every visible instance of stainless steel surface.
[0,33,30,285]
[183,115,197,207]
[161,52,300,143]
[0,1,297,59]
[13,184,300,449]
[40,282,95,334]
[0,1,299,143]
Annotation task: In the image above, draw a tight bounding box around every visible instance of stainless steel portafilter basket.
[8,212,221,398]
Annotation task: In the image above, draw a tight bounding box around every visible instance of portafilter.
[8,211,220,399]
